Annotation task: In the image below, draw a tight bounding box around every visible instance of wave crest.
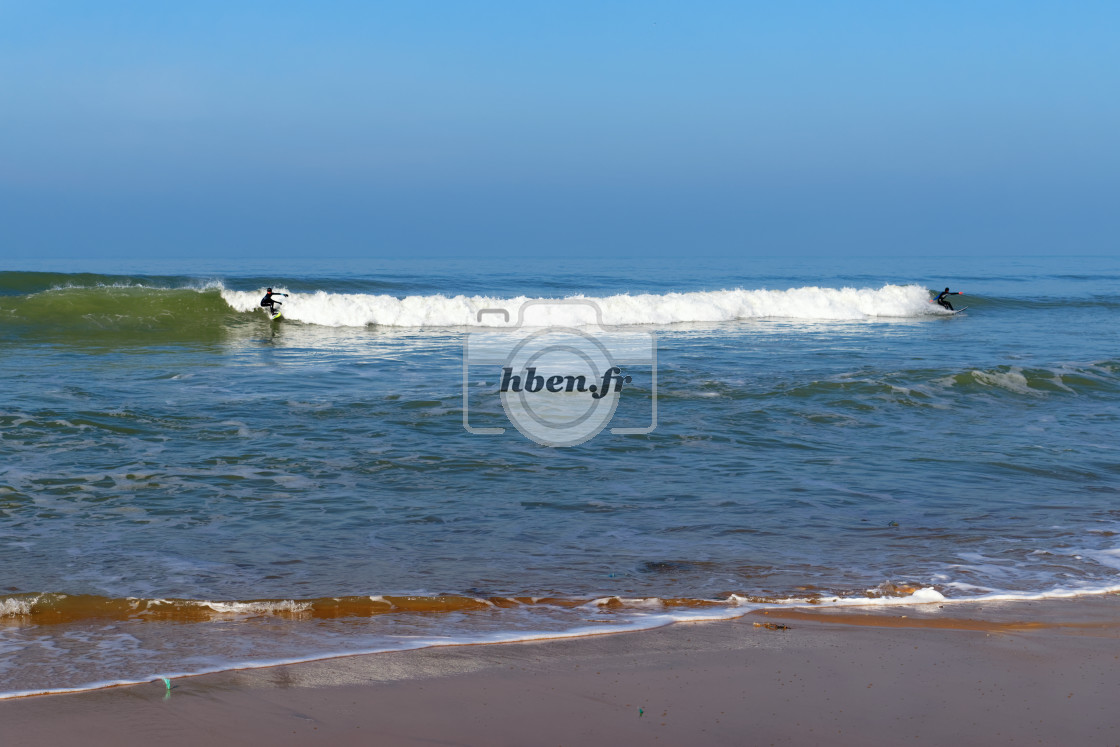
[221,284,937,328]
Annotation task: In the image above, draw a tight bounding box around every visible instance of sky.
[1,1,1118,263]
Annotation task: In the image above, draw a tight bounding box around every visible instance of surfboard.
[268,309,282,321]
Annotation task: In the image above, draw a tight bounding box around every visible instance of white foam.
[970,367,1038,395]
[1080,548,1120,571]
[585,596,665,609]
[0,598,32,617]
[220,284,938,328]
[197,600,311,615]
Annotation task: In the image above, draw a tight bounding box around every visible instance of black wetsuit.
[260,291,282,314]
[936,290,961,310]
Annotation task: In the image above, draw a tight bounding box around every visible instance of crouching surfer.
[260,287,288,317]
[935,287,963,311]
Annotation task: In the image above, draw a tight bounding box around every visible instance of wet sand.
[2,595,1119,746]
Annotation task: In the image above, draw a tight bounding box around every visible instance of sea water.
[0,255,1117,696]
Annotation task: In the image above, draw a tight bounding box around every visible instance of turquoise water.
[1,256,1118,695]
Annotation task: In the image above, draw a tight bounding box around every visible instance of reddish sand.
[2,595,1119,746]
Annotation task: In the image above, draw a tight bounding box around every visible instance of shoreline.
[5,584,1120,701]
[2,593,1118,745]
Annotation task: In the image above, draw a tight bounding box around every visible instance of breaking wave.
[0,271,947,333]
[220,283,939,327]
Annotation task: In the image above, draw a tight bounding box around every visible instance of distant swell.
[220,284,940,327]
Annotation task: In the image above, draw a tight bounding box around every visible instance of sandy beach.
[2,595,1118,746]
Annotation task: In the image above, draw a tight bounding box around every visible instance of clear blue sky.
[2,1,1117,262]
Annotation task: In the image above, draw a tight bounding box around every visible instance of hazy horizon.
[3,2,1118,263]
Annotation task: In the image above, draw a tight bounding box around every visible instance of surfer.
[260,287,288,316]
[935,287,962,311]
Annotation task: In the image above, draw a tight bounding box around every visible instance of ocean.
[1,255,1117,697]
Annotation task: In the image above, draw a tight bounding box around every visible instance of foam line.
[220,284,939,327]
